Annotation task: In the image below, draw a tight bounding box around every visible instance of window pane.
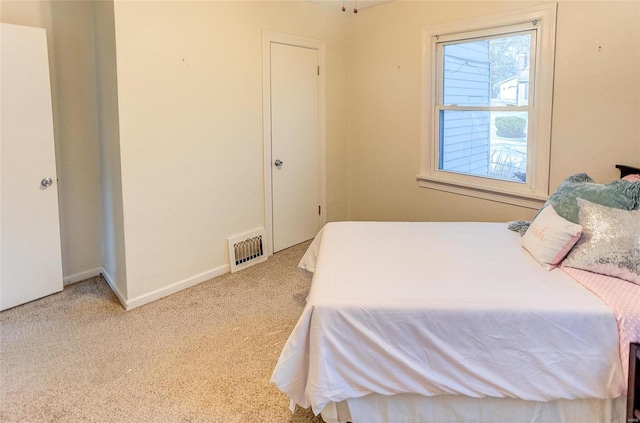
[442,33,531,107]
[489,34,531,106]
[439,110,527,183]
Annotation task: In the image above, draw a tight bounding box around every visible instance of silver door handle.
[274,159,283,169]
[41,177,53,188]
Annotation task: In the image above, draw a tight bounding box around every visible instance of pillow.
[521,205,582,269]
[623,174,640,182]
[507,220,530,236]
[543,173,640,224]
[562,198,640,285]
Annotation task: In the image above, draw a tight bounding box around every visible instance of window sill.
[417,174,547,210]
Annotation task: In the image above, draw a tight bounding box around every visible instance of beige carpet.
[0,241,323,423]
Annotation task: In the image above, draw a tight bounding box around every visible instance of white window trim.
[418,4,557,210]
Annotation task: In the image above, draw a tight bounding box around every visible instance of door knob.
[274,159,283,169]
[41,177,53,188]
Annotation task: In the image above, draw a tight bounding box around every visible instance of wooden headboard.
[616,164,640,178]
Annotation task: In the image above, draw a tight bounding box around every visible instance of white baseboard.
[78,265,230,311]
[123,264,230,311]
[99,267,128,309]
[63,267,104,286]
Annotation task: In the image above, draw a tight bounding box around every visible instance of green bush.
[495,116,526,138]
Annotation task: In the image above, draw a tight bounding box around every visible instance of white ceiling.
[307,0,395,12]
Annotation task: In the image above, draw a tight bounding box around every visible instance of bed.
[271,165,640,423]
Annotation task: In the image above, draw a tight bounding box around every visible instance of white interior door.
[270,42,321,253]
[1,23,63,311]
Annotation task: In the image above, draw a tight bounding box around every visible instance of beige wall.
[111,1,349,302]
[92,0,128,300]
[347,0,640,223]
[550,1,640,185]
[1,1,104,282]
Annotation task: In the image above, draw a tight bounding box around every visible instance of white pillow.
[522,205,583,269]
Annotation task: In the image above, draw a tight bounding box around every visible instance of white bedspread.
[271,222,625,415]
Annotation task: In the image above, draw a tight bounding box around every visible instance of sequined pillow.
[562,199,640,285]
[543,173,640,224]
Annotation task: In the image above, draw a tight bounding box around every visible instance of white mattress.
[271,221,625,415]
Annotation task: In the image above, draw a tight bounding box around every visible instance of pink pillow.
[521,205,583,270]
[623,174,640,182]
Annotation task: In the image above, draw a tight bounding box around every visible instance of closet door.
[270,42,322,253]
[1,23,63,311]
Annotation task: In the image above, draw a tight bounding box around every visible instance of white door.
[270,42,321,253]
[1,23,63,311]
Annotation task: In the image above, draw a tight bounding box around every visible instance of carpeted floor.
[0,241,323,423]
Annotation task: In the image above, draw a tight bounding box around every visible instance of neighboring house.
[441,41,491,176]
[496,76,518,102]
[495,52,529,105]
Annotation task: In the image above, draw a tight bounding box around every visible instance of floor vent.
[227,229,267,273]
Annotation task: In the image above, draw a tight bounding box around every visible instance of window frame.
[418,4,557,209]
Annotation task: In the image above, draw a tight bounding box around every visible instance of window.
[418,4,557,209]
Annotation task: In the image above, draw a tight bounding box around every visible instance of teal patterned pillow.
[543,173,640,224]
[507,220,531,235]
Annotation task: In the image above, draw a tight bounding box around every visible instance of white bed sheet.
[271,221,625,415]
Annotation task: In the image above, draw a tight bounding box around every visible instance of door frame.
[262,31,326,257]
